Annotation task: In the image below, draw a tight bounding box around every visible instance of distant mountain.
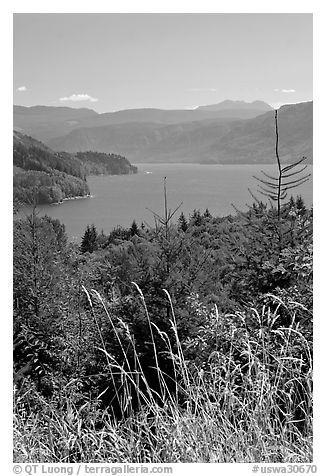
[14,101,271,143]
[201,101,312,164]
[13,131,137,206]
[81,105,271,127]
[197,100,272,112]
[46,102,312,165]
[13,105,99,141]
[47,119,239,160]
[14,105,97,119]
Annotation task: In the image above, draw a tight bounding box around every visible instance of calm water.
[19,164,313,241]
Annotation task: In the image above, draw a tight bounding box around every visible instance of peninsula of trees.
[13,131,138,205]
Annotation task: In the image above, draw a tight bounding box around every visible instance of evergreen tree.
[80,224,98,253]
[178,212,188,232]
[190,209,203,227]
[296,195,306,216]
[129,219,139,237]
[288,195,296,209]
[97,229,109,248]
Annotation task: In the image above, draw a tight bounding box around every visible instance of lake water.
[19,163,313,241]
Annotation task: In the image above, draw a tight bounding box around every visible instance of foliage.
[80,224,98,254]
[14,132,86,179]
[13,132,137,206]
[13,104,313,462]
[13,170,90,205]
[76,151,137,175]
[253,111,311,218]
[177,211,188,232]
[13,192,313,463]
[14,289,312,463]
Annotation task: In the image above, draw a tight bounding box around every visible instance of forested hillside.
[76,151,138,175]
[13,131,137,205]
[13,131,89,205]
[14,192,313,462]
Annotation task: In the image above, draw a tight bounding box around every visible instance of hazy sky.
[13,13,312,112]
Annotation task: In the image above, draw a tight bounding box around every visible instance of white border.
[2,3,324,474]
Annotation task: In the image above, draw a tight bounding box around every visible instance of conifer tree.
[129,219,139,236]
[295,195,306,216]
[80,224,98,253]
[190,209,203,227]
[178,211,188,232]
[253,110,310,219]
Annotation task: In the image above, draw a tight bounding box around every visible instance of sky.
[13,13,312,112]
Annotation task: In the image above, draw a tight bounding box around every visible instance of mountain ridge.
[45,102,312,165]
[14,100,273,142]
[197,100,272,112]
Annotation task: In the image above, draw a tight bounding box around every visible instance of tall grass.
[13,287,312,463]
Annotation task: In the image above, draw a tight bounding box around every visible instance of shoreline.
[52,194,92,206]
